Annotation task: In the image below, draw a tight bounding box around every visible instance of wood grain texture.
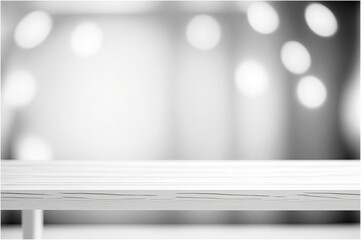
[1,160,360,210]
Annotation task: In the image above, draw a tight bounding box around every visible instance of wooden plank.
[1,160,359,210]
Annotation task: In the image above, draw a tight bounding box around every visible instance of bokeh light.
[297,76,327,109]
[235,60,269,97]
[3,70,37,109]
[305,3,338,37]
[14,135,53,160]
[70,21,104,57]
[281,41,311,74]
[247,2,279,34]
[186,15,221,50]
[14,11,53,49]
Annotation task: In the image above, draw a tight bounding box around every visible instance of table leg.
[22,210,43,239]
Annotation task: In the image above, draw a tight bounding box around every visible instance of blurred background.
[1,0,360,233]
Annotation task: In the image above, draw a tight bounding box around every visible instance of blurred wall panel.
[234,6,287,159]
[6,16,172,160]
[285,2,359,159]
[1,2,29,159]
[176,15,233,159]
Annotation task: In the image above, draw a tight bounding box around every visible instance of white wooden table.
[1,160,360,239]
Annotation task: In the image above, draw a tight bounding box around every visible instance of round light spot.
[3,70,37,109]
[305,3,338,37]
[186,15,221,50]
[247,2,279,34]
[70,21,103,57]
[281,41,311,74]
[14,11,53,49]
[235,60,269,97]
[14,135,53,160]
[297,76,327,109]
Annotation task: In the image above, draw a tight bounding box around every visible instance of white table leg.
[22,210,43,239]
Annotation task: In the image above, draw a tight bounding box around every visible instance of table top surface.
[2,160,359,191]
[2,160,359,210]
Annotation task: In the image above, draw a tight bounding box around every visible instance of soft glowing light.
[247,2,279,34]
[305,3,338,37]
[235,60,269,97]
[281,41,311,74]
[14,135,53,160]
[70,22,103,57]
[341,76,359,155]
[14,11,53,49]
[297,76,327,109]
[186,15,221,50]
[3,70,37,109]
